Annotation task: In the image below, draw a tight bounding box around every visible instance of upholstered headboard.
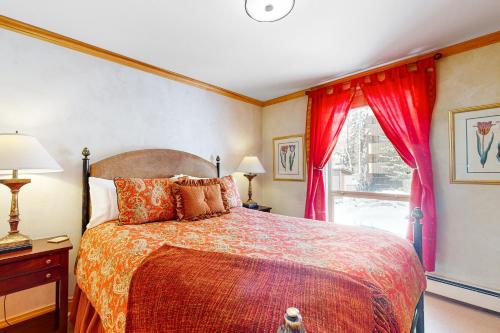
[81,148,220,232]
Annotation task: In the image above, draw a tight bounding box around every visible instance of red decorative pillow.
[173,178,230,221]
[220,175,242,208]
[114,178,176,225]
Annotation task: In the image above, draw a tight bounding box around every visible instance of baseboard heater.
[426,274,500,313]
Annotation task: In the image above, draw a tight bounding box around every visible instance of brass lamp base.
[0,176,32,255]
[243,173,259,208]
[0,232,32,254]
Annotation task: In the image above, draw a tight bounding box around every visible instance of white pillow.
[169,174,208,181]
[169,174,190,181]
[87,177,119,229]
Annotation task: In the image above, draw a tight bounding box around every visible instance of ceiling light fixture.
[245,0,295,22]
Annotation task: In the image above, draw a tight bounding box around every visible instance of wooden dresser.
[0,237,72,333]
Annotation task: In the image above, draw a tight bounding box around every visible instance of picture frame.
[273,134,305,182]
[449,103,500,184]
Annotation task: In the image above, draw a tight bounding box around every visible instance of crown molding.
[0,15,264,107]
[1,15,498,109]
[263,30,500,107]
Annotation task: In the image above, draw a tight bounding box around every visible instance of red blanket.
[126,245,399,333]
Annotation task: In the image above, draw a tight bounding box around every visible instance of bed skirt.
[70,285,106,333]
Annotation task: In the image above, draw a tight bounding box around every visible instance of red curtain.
[358,58,437,271]
[304,84,355,220]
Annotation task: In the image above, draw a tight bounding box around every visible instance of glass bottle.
[276,307,306,333]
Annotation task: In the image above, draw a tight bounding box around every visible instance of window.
[327,106,412,237]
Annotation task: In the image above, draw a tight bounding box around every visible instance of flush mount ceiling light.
[245,0,295,22]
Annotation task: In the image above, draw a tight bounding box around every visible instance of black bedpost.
[414,294,425,333]
[82,147,90,234]
[412,207,423,264]
[411,207,424,333]
[216,155,220,178]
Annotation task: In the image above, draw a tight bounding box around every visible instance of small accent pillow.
[172,178,230,221]
[88,177,119,229]
[114,177,177,225]
[220,175,242,208]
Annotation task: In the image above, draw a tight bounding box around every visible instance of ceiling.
[1,0,499,101]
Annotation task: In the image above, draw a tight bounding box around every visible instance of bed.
[71,148,426,333]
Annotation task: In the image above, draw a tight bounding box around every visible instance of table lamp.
[237,156,265,208]
[0,132,62,254]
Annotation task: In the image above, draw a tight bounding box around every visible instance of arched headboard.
[81,148,220,232]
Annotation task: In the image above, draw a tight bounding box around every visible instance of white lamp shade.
[237,156,266,174]
[0,133,62,174]
[245,0,295,22]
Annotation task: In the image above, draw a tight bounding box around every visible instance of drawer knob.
[46,259,52,265]
[46,273,52,279]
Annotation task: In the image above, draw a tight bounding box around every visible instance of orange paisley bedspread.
[75,208,425,333]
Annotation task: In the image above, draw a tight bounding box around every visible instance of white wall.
[0,29,262,318]
[261,97,308,217]
[261,43,500,291]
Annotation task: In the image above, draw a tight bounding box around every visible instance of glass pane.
[330,106,412,194]
[332,197,409,237]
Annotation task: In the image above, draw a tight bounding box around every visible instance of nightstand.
[0,237,72,333]
[246,205,272,213]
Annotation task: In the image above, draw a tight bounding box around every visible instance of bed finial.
[411,207,423,221]
[82,147,90,159]
[216,155,220,178]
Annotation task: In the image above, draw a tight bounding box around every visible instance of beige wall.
[261,43,500,291]
[431,42,500,290]
[1,25,498,321]
[0,29,262,319]
[261,97,308,217]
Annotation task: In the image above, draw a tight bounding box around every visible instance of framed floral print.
[273,134,305,181]
[449,103,500,184]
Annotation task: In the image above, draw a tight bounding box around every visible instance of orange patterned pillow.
[173,178,230,221]
[220,175,242,208]
[114,178,177,225]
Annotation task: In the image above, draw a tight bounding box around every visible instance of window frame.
[326,98,411,224]
[331,190,410,202]
[327,169,410,223]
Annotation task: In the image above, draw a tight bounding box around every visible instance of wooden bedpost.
[82,147,90,234]
[216,155,220,178]
[411,207,424,333]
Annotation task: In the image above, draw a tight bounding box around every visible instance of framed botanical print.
[449,103,500,184]
[273,134,305,181]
